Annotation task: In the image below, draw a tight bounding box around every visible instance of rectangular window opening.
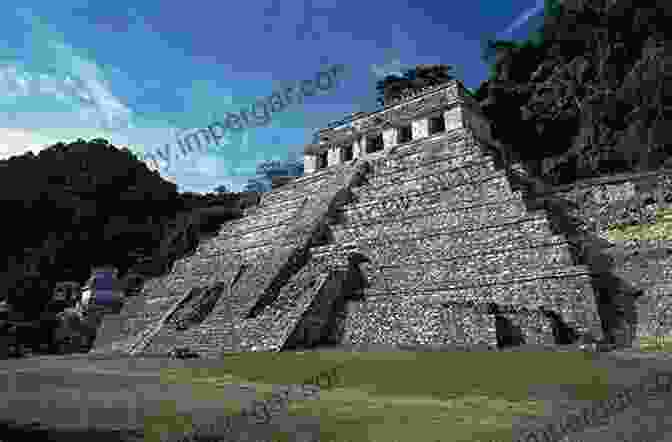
[341,144,354,162]
[429,116,446,135]
[366,134,384,153]
[397,125,413,144]
[317,151,328,169]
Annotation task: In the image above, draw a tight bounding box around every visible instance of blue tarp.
[91,271,120,305]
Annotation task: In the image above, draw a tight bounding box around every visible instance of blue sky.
[0,0,546,193]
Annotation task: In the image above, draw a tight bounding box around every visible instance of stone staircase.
[92,160,370,356]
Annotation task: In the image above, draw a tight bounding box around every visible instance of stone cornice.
[305,80,482,155]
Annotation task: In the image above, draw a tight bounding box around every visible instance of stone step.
[374,128,485,170]
[359,239,576,291]
[211,197,306,238]
[202,149,495,254]
[230,261,332,353]
[195,197,540,259]
[311,229,570,268]
[140,318,239,356]
[205,168,344,242]
[188,160,372,346]
[158,262,333,356]
[351,169,512,206]
[167,256,242,292]
[364,154,498,189]
[106,261,246,356]
[258,165,344,208]
[359,264,594,310]
[329,198,547,244]
[334,188,527,228]
[193,171,358,257]
[365,137,489,176]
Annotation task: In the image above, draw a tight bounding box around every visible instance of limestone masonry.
[92,79,641,357]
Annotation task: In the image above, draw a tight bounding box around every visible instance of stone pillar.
[327,145,340,167]
[412,119,428,140]
[356,136,367,157]
[444,105,467,132]
[304,155,318,175]
[382,127,397,150]
[350,137,361,159]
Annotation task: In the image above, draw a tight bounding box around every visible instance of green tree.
[375,64,455,106]
[242,178,268,193]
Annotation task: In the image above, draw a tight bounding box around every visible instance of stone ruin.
[90,79,636,357]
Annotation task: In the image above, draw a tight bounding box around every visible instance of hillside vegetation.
[472,0,671,185]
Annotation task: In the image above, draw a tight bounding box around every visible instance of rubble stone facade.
[93,80,617,357]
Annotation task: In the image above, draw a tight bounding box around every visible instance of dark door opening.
[365,134,384,153]
[429,115,446,135]
[495,315,526,349]
[540,309,579,345]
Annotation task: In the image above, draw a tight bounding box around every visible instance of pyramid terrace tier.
[356,241,576,291]
[210,166,345,236]
[193,178,520,260]
[257,163,349,208]
[365,130,497,175]
[351,166,512,204]
[310,230,573,271]
[282,128,489,201]
[362,151,498,190]
[200,152,501,253]
[335,179,527,223]
[194,196,538,259]
[341,269,604,348]
[328,195,550,244]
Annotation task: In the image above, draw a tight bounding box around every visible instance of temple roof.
[305,80,479,155]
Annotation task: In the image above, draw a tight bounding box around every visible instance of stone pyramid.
[92,80,604,357]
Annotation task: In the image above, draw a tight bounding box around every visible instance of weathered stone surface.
[94,79,620,357]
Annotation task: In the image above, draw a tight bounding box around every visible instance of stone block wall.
[536,169,672,342]
[602,241,672,338]
[341,298,498,348]
[284,269,349,349]
[541,169,672,236]
[382,127,396,149]
[492,305,556,346]
[411,118,429,139]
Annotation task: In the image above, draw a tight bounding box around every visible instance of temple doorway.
[494,315,525,349]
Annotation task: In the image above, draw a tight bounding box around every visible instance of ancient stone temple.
[92,79,606,357]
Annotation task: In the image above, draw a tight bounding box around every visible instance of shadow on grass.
[149,350,629,442]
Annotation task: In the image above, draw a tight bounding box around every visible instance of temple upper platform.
[303,80,494,174]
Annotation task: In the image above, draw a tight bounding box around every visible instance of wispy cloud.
[370,58,406,78]
[499,0,545,38]
[0,8,140,160]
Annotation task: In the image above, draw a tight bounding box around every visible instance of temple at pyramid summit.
[92,79,610,357]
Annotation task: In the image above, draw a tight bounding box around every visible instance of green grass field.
[606,207,672,242]
[143,350,644,442]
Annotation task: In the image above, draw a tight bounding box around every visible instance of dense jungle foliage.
[379,0,671,186]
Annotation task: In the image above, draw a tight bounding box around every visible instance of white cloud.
[0,128,62,159]
[0,8,275,195]
[499,0,545,38]
[370,58,405,78]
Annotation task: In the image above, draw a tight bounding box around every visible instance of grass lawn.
[605,207,672,241]
[638,335,672,353]
[144,350,631,442]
